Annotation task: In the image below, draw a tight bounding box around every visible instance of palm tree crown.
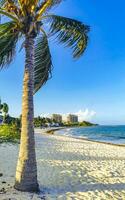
[0,0,89,93]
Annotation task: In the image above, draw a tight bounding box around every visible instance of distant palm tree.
[2,103,9,123]
[0,0,89,192]
[0,99,3,123]
[0,98,3,111]
[0,99,9,122]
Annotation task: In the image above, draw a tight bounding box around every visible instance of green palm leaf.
[44,0,64,10]
[0,21,19,68]
[0,0,18,10]
[36,0,64,16]
[34,34,52,93]
[49,15,90,58]
[0,0,18,6]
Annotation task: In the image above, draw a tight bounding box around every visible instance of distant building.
[52,114,62,123]
[67,114,78,123]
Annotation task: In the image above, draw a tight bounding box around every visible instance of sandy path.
[0,129,125,199]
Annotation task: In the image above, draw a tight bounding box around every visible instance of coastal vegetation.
[0,107,21,142]
[0,124,20,143]
[0,0,89,193]
[64,121,98,127]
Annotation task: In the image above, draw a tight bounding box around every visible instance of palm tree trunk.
[14,36,39,192]
[3,113,6,124]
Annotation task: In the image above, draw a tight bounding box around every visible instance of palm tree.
[2,103,9,123]
[0,98,3,123]
[0,0,89,192]
[0,98,3,112]
[0,99,9,123]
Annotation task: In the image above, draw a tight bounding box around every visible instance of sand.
[0,128,125,199]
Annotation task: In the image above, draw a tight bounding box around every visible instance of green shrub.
[0,124,20,143]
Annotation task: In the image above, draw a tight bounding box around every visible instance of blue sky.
[0,0,125,125]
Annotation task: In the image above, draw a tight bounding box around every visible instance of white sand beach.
[1,128,125,199]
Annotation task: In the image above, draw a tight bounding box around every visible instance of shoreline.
[45,127,125,147]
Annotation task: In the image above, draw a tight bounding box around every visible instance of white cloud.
[40,113,51,118]
[75,109,96,122]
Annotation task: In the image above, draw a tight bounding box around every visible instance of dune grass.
[0,124,20,143]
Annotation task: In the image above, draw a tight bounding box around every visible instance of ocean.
[56,125,125,145]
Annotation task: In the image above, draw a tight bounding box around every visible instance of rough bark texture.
[14,36,39,192]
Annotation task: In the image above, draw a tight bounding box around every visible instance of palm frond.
[0,21,19,68]
[42,0,63,10]
[0,0,18,9]
[0,21,14,36]
[34,34,52,93]
[36,0,64,19]
[18,0,38,15]
[0,9,19,22]
[49,15,90,58]
[17,0,27,16]
[3,0,21,18]
[27,0,39,12]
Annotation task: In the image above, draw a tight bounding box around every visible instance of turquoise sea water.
[56,126,125,145]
